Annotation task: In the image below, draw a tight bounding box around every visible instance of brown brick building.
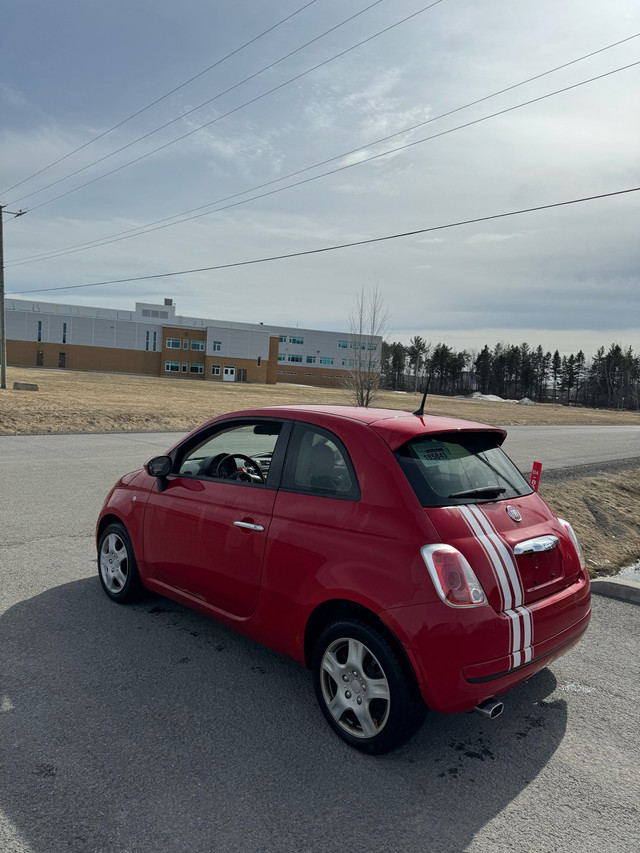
[5,298,381,388]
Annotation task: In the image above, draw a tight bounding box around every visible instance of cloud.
[466,232,527,244]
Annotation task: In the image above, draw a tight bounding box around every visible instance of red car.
[97,405,591,753]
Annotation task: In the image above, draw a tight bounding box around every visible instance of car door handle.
[513,535,559,555]
[233,521,265,532]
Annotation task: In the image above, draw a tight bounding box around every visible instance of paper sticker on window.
[416,446,451,463]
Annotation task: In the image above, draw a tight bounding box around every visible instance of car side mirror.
[146,455,172,492]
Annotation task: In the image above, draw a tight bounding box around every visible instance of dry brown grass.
[2,367,639,575]
[3,366,640,435]
[541,472,640,577]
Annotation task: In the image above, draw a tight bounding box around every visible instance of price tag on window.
[530,461,542,491]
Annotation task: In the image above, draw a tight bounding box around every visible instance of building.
[5,297,381,388]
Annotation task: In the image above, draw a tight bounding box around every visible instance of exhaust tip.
[474,698,504,719]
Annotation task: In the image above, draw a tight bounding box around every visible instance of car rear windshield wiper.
[448,486,507,499]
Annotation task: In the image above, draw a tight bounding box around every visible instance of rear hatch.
[392,429,582,611]
[426,500,581,610]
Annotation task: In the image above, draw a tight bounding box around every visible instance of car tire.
[97,522,144,603]
[312,619,426,754]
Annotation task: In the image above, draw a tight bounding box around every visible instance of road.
[1,429,639,852]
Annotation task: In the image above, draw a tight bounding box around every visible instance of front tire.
[97,522,144,603]
[312,619,426,754]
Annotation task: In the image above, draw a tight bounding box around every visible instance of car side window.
[176,421,283,485]
[282,424,359,499]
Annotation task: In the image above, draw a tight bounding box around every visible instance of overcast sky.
[1,0,638,356]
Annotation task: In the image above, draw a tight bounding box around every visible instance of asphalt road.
[1,430,639,853]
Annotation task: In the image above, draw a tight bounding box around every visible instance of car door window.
[177,421,284,485]
[282,424,359,499]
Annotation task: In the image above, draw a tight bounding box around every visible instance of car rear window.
[394,432,532,507]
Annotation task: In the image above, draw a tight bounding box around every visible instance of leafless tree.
[343,286,388,407]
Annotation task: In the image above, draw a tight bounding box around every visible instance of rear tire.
[312,619,426,754]
[97,522,144,603]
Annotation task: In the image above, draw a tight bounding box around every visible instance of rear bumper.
[462,606,590,684]
[381,573,591,713]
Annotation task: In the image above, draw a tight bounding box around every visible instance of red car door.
[142,419,285,618]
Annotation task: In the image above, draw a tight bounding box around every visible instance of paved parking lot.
[1,433,639,852]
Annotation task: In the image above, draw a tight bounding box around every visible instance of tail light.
[421,545,487,608]
[558,518,586,570]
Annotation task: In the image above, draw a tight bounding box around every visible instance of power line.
[8,53,640,267]
[8,186,639,296]
[0,0,320,196]
[8,0,394,207]
[10,1,447,214]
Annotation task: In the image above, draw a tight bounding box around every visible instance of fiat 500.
[97,405,591,753]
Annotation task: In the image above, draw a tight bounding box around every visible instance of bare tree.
[343,286,388,407]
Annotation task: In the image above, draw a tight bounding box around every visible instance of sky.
[1,0,639,358]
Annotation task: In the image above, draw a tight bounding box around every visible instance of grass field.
[3,366,640,435]
[2,366,639,575]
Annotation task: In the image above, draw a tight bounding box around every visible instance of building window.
[367,343,377,351]
[212,365,221,376]
[289,335,304,345]
[182,340,189,350]
[306,356,316,364]
[278,353,286,362]
[278,334,287,342]
[212,340,222,351]
[257,356,262,366]
[189,363,204,374]
[166,338,181,349]
[62,322,67,344]
[37,321,42,342]
[182,362,188,372]
[145,330,150,351]
[338,340,348,348]
[153,331,158,352]
[165,361,180,372]
[320,357,334,365]
[191,340,205,351]
[288,354,303,363]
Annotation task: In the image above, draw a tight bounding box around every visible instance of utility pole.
[0,204,26,390]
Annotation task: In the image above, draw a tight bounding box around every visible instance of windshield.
[395,432,532,507]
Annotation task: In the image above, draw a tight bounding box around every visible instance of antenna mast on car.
[413,378,431,417]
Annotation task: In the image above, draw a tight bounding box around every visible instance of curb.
[590,577,640,606]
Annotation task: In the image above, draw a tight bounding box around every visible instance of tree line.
[381,338,640,410]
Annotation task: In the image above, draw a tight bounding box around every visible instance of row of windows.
[279,338,378,351]
[166,338,208,351]
[164,363,230,376]
[165,362,204,374]
[278,354,335,365]
[338,340,377,351]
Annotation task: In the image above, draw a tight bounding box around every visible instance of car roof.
[212,404,507,450]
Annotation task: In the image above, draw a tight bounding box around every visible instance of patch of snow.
[469,393,518,403]
[561,682,597,694]
[617,560,640,581]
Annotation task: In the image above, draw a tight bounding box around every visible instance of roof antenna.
[412,378,430,416]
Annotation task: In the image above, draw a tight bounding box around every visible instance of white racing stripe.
[456,505,534,669]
